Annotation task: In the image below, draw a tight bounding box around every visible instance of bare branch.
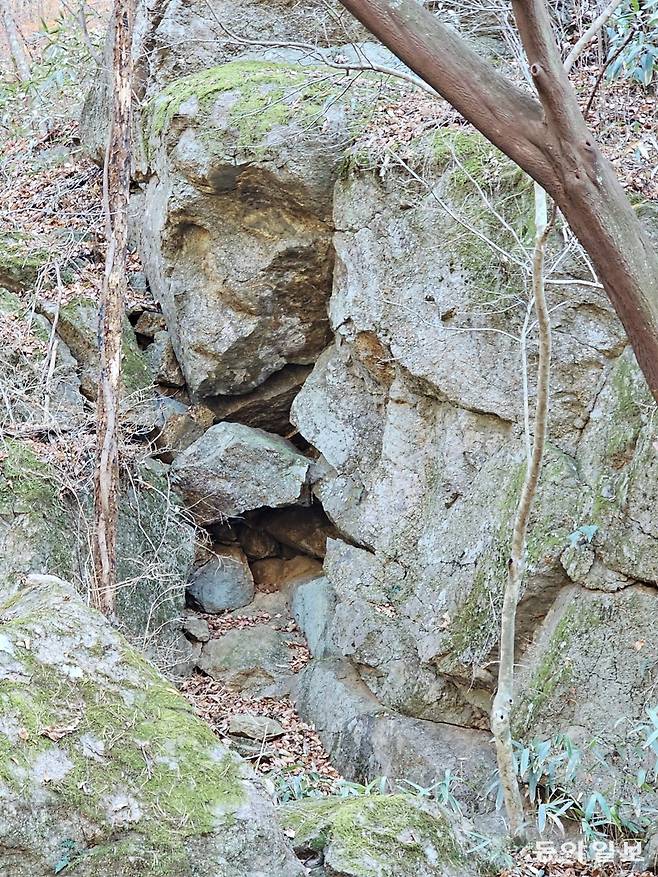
[563,0,623,73]
[201,0,439,98]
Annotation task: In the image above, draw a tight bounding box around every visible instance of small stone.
[182,613,210,643]
[134,310,167,338]
[186,544,254,613]
[228,714,285,740]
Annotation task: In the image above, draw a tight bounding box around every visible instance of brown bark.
[0,0,31,81]
[336,0,658,404]
[92,0,135,616]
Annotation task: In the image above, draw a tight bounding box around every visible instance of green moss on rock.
[0,439,76,581]
[147,60,352,151]
[0,576,267,876]
[0,231,49,292]
[279,794,466,876]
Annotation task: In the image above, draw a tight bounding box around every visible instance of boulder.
[288,130,658,808]
[229,714,285,741]
[140,60,382,400]
[0,574,303,877]
[513,583,658,805]
[0,231,49,292]
[197,625,297,695]
[278,794,488,877]
[206,364,312,435]
[256,504,340,559]
[187,544,255,613]
[170,422,311,524]
[153,401,214,461]
[134,309,167,338]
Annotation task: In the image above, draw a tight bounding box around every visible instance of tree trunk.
[491,185,553,842]
[0,0,30,82]
[91,0,134,616]
[335,0,658,404]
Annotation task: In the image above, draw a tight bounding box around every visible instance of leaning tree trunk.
[92,0,135,616]
[335,0,658,405]
[0,0,30,82]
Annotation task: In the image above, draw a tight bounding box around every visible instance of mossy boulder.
[38,296,152,404]
[278,794,485,876]
[0,574,303,876]
[140,60,384,400]
[0,441,194,651]
[0,231,49,292]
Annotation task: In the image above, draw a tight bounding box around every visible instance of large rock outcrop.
[140,60,378,400]
[0,574,304,877]
[113,0,658,816]
[287,133,658,804]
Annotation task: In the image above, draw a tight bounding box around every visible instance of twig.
[583,27,636,120]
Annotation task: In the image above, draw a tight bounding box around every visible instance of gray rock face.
[171,422,311,524]
[295,659,496,814]
[38,296,153,404]
[0,574,304,877]
[290,576,335,657]
[289,134,658,803]
[146,329,186,387]
[187,544,255,613]
[141,65,337,399]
